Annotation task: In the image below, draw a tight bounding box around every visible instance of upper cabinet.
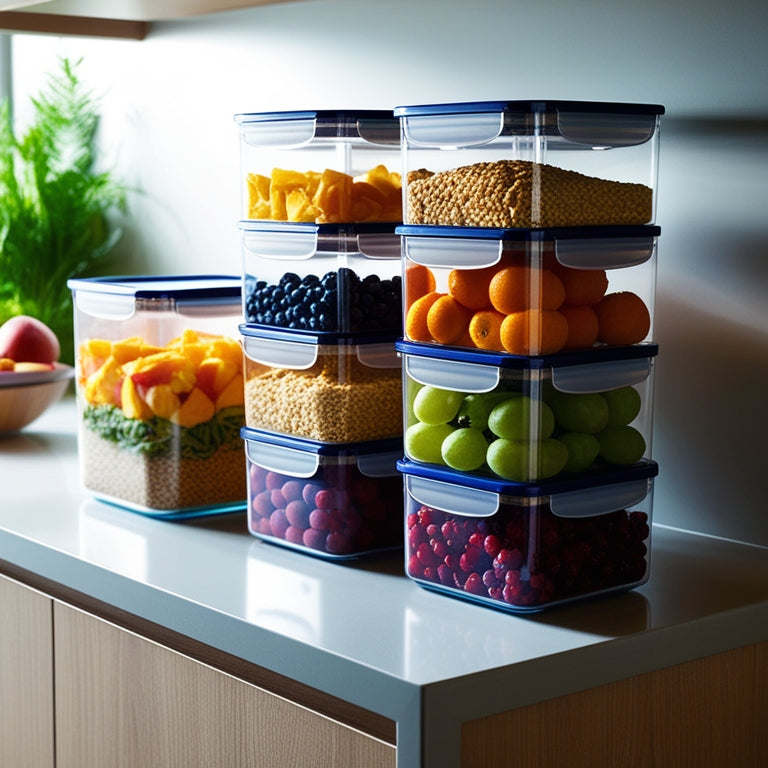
[0,0,286,38]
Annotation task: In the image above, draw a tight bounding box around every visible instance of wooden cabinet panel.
[53,602,395,768]
[461,641,768,768]
[0,574,54,768]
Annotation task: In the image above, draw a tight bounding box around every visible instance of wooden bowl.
[0,363,75,433]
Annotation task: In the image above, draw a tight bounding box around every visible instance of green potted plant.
[0,56,128,364]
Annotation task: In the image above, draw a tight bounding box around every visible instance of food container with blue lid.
[241,324,402,443]
[67,275,246,517]
[400,457,657,612]
[234,109,402,223]
[398,338,656,484]
[394,100,664,228]
[400,223,658,354]
[240,220,402,335]
[243,426,403,559]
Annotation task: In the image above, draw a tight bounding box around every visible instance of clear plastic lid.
[68,275,242,320]
[398,456,658,515]
[394,100,664,149]
[234,109,400,147]
[241,426,401,477]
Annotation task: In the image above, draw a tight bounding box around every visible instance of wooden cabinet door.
[0,574,54,768]
[53,602,395,768]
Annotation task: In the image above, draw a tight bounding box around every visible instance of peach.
[0,315,60,364]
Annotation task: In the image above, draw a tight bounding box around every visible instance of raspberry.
[314,489,336,509]
[464,572,486,596]
[416,542,440,568]
[483,534,502,558]
[408,524,428,548]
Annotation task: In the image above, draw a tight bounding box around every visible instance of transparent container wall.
[397,102,662,228]
[242,333,402,443]
[236,112,402,223]
[245,434,403,559]
[402,346,656,483]
[402,227,658,354]
[241,225,402,334]
[71,283,246,515]
[403,468,654,612]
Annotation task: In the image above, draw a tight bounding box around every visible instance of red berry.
[280,479,303,502]
[270,488,286,509]
[408,524,428,548]
[284,525,304,545]
[326,531,352,555]
[309,507,332,530]
[314,489,336,509]
[285,499,310,529]
[269,508,289,538]
[303,527,326,550]
[464,572,486,596]
[483,534,502,557]
[251,490,274,517]
[265,471,284,490]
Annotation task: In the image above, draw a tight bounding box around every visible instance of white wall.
[11,0,768,546]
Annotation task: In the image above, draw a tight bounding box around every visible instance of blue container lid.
[240,322,400,348]
[396,337,658,371]
[67,275,241,301]
[394,100,665,118]
[241,426,402,478]
[396,224,661,240]
[394,100,663,148]
[398,457,658,518]
[234,109,400,145]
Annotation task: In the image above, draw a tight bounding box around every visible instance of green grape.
[488,397,555,441]
[413,386,464,425]
[405,380,424,424]
[550,392,609,434]
[486,437,568,482]
[601,386,642,426]
[405,422,455,464]
[598,425,646,465]
[558,431,600,473]
[440,427,488,471]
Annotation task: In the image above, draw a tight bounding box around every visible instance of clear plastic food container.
[234,109,402,223]
[398,339,656,484]
[240,221,402,335]
[400,224,658,355]
[68,275,246,518]
[241,325,402,443]
[394,100,664,228]
[243,427,403,559]
[401,457,657,612]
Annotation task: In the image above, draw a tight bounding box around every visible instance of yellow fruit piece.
[215,373,244,411]
[314,168,353,223]
[285,188,321,222]
[84,356,122,406]
[196,356,239,397]
[0,357,15,371]
[120,375,153,420]
[204,337,242,368]
[144,384,181,420]
[111,337,163,365]
[270,168,309,221]
[172,386,215,429]
[247,172,271,218]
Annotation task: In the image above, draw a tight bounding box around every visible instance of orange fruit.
[427,295,473,344]
[554,266,609,306]
[447,266,497,310]
[594,291,650,345]
[405,263,436,309]
[405,291,442,341]
[489,266,565,315]
[499,309,569,356]
[468,310,505,351]
[560,305,599,350]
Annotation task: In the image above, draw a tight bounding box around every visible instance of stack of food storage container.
[234,109,407,559]
[393,100,664,611]
[68,275,247,519]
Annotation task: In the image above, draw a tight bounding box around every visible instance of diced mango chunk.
[172,386,215,429]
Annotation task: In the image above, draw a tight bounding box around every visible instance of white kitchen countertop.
[2,394,767,767]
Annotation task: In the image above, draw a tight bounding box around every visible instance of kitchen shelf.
[0,396,766,767]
